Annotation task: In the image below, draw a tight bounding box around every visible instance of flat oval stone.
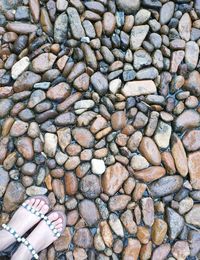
[133,166,166,182]
[32,53,57,73]
[182,130,200,152]
[72,127,95,148]
[149,175,183,197]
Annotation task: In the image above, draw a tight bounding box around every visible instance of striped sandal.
[12,211,66,260]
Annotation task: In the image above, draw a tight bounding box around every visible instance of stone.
[54,13,68,43]
[152,244,171,260]
[184,70,200,96]
[72,128,95,148]
[170,51,185,73]
[111,111,126,130]
[91,159,106,175]
[74,100,95,110]
[174,110,200,133]
[47,82,71,102]
[185,41,199,70]
[44,133,57,157]
[10,120,28,137]
[131,154,149,171]
[123,238,141,260]
[11,57,30,79]
[160,2,175,25]
[130,25,149,50]
[122,80,157,97]
[139,137,161,166]
[73,73,89,91]
[80,174,101,199]
[99,221,113,248]
[67,7,85,40]
[13,71,41,92]
[26,186,47,196]
[57,127,71,152]
[154,121,172,149]
[64,172,78,196]
[16,137,34,160]
[109,195,131,212]
[116,0,140,14]
[188,151,200,189]
[6,22,37,34]
[79,199,100,226]
[3,181,25,212]
[135,9,151,25]
[91,72,108,95]
[103,12,116,35]
[73,228,93,248]
[142,197,154,227]
[0,168,9,197]
[179,197,194,215]
[185,205,200,227]
[0,99,13,118]
[102,163,129,196]
[172,241,190,260]
[121,210,137,234]
[109,213,124,237]
[179,13,191,41]
[149,176,183,197]
[32,53,57,73]
[133,50,152,70]
[182,130,200,152]
[152,219,168,245]
[133,166,166,182]
[171,133,188,177]
[166,207,184,240]
[54,228,71,251]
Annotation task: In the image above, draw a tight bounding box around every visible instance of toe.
[27,198,35,206]
[48,212,59,222]
[55,224,63,229]
[53,218,62,226]
[40,204,49,214]
[57,227,63,232]
[37,200,44,211]
[33,199,40,208]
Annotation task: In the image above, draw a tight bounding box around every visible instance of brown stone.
[123,238,141,260]
[121,210,137,234]
[109,195,131,212]
[79,199,100,226]
[32,53,57,73]
[171,133,188,177]
[52,179,65,204]
[90,116,108,134]
[54,228,72,251]
[73,73,90,91]
[102,162,129,196]
[64,172,78,196]
[152,244,171,260]
[152,219,168,245]
[72,127,95,148]
[103,12,116,35]
[133,166,166,182]
[111,111,127,130]
[139,137,161,165]
[188,151,200,189]
[172,241,190,260]
[140,241,152,260]
[182,130,200,152]
[142,197,154,227]
[73,228,93,248]
[16,137,34,160]
[6,22,37,34]
[47,82,71,102]
[137,226,150,244]
[161,151,176,174]
[99,220,113,248]
[13,71,41,93]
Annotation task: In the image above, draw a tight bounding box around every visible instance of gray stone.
[67,7,85,40]
[160,2,175,25]
[54,13,68,43]
[166,207,184,240]
[130,25,149,51]
[116,0,140,14]
[91,72,108,95]
[133,50,152,70]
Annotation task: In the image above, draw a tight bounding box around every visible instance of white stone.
[131,154,149,171]
[44,133,57,157]
[109,79,122,94]
[179,197,194,215]
[91,159,106,175]
[122,80,157,97]
[130,25,149,50]
[26,186,47,196]
[178,13,191,41]
[135,9,151,25]
[11,57,30,79]
[154,120,172,149]
[109,213,124,237]
[55,151,68,165]
[74,100,95,110]
[185,41,199,71]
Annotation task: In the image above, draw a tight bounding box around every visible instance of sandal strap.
[20,236,39,260]
[22,203,61,237]
[2,223,22,243]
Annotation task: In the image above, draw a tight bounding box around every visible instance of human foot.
[0,196,49,251]
[11,211,66,260]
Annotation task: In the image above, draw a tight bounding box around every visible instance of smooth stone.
[3,181,25,212]
[103,12,116,36]
[135,9,151,25]
[80,174,101,199]
[54,13,68,43]
[188,151,200,190]
[175,109,200,132]
[102,162,129,196]
[79,199,100,226]
[178,13,191,41]
[73,228,93,249]
[91,72,108,95]
[11,57,30,79]
[152,244,171,260]
[32,53,57,73]
[182,130,200,152]
[0,168,9,197]
[133,166,166,182]
[111,111,126,130]
[10,120,28,137]
[0,99,13,118]
[123,238,141,259]
[99,220,113,248]
[171,241,190,260]
[170,51,185,73]
[91,159,106,175]
[149,175,183,197]
[152,219,168,245]
[55,112,76,126]
[171,133,188,177]
[136,67,158,80]
[130,25,149,50]
[116,0,140,14]
[131,154,149,171]
[6,22,37,34]
[122,80,156,97]
[139,137,161,166]
[160,2,175,25]
[28,90,46,108]
[47,82,71,102]
[72,128,94,148]
[109,213,124,237]
[44,133,57,157]
[185,205,200,227]
[141,197,154,227]
[74,100,95,110]
[184,70,200,96]
[67,7,85,40]
[109,195,131,212]
[185,41,199,70]
[13,71,41,92]
[16,137,34,160]
[166,207,184,240]
[26,186,47,196]
[133,50,152,70]
[154,121,172,149]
